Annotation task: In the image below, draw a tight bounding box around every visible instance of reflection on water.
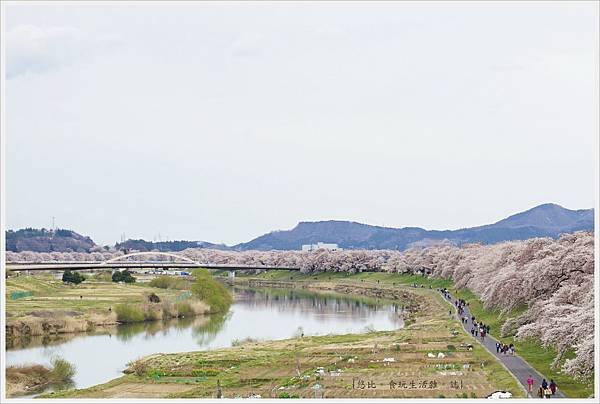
[6,287,404,394]
[234,287,404,323]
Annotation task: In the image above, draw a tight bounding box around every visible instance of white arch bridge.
[6,251,300,272]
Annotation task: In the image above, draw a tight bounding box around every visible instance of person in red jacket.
[549,379,558,395]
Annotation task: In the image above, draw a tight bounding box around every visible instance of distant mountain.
[5,228,96,253]
[7,203,594,253]
[489,203,593,232]
[234,203,594,251]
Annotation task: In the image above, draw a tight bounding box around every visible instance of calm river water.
[6,287,404,394]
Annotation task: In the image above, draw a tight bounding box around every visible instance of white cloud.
[6,24,119,78]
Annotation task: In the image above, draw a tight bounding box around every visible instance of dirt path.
[441,290,566,398]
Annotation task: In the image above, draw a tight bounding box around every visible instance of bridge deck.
[5,262,300,272]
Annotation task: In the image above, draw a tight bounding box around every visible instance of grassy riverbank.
[42,278,525,399]
[236,270,592,397]
[5,271,230,342]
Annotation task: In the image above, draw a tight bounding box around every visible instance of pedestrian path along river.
[440,289,566,398]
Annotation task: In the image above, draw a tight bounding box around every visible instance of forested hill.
[234,203,594,251]
[5,228,96,253]
[114,239,229,252]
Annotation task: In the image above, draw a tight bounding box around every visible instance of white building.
[301,242,341,252]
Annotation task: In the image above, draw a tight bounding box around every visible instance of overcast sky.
[3,1,598,246]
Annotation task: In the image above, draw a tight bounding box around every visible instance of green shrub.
[49,358,75,381]
[112,270,136,283]
[191,269,233,313]
[115,304,145,323]
[62,270,85,284]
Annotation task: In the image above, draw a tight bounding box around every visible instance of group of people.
[527,375,558,398]
[438,287,452,300]
[496,341,515,355]
[454,298,467,316]
[470,319,490,340]
[436,287,561,398]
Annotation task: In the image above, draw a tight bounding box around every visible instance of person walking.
[549,379,557,395]
[526,375,534,394]
[541,378,548,389]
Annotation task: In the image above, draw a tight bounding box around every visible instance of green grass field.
[6,275,187,318]
[237,270,593,397]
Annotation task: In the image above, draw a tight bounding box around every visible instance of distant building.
[301,242,340,252]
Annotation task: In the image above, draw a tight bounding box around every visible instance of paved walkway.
[440,290,566,398]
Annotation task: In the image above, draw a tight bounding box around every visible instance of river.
[6,287,404,395]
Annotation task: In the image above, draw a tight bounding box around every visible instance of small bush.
[147,293,161,303]
[112,270,136,283]
[49,358,75,381]
[62,270,85,284]
[446,345,456,351]
[127,358,149,376]
[191,269,233,313]
[149,276,188,290]
[115,304,145,323]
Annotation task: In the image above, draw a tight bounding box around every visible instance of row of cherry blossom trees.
[6,232,594,379]
[395,232,594,381]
